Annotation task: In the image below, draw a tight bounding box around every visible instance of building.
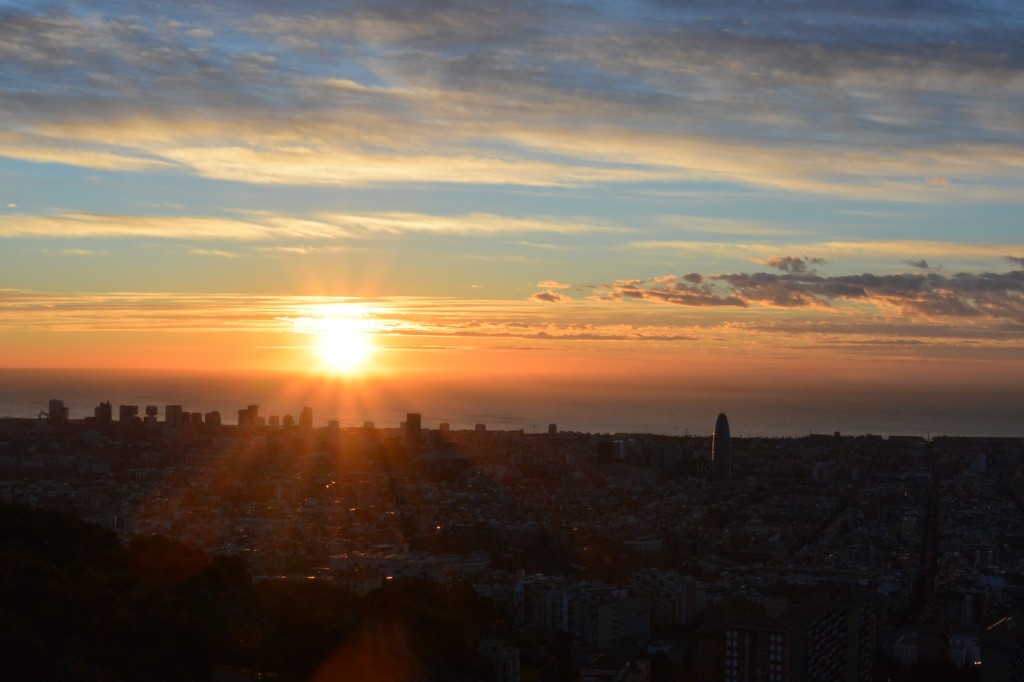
[118,404,139,423]
[165,404,183,430]
[479,639,522,682]
[630,569,707,631]
[94,401,113,427]
[47,399,68,424]
[299,406,313,430]
[696,590,875,682]
[406,412,422,454]
[237,405,259,430]
[712,412,731,481]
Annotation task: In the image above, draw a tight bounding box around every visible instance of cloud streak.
[628,240,1024,262]
[2,289,1021,360]
[0,211,618,241]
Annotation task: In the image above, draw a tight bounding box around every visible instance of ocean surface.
[0,369,1020,438]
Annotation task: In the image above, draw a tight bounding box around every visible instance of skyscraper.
[406,412,422,454]
[712,412,731,481]
[94,401,113,427]
[165,405,183,429]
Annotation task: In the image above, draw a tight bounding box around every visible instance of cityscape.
[2,395,1022,680]
[3,0,1024,680]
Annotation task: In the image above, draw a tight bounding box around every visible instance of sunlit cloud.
[60,248,106,257]
[255,245,357,256]
[0,211,619,241]
[530,290,571,304]
[656,216,809,237]
[517,241,569,251]
[188,248,241,258]
[3,289,1021,356]
[628,240,1024,263]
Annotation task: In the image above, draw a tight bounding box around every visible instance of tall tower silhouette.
[712,412,731,480]
[406,412,422,455]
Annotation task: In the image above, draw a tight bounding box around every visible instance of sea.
[0,368,1020,438]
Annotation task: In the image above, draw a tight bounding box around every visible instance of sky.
[1,0,1023,402]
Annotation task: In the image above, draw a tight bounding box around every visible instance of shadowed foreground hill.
[0,502,497,681]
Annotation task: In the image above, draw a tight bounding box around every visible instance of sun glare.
[315,316,375,374]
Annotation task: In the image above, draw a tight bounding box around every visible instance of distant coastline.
[1,368,1021,439]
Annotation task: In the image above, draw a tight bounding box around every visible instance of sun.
[315,316,375,374]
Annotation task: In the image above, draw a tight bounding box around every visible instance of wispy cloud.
[656,216,809,237]
[60,248,106,257]
[628,240,1024,262]
[188,248,240,258]
[0,3,1021,198]
[0,211,619,241]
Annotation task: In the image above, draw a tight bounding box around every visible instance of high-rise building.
[405,411,421,454]
[118,404,139,423]
[300,406,313,430]
[406,412,422,454]
[94,401,113,427]
[165,405,183,429]
[712,412,731,481]
[47,399,68,424]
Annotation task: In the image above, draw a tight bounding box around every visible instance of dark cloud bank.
[587,258,1024,322]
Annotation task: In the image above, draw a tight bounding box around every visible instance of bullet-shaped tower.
[712,412,731,480]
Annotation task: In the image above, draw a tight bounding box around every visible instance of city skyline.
[2,1,1023,413]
